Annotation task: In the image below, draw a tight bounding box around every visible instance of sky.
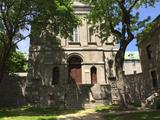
[17,2,160,54]
[126,2,160,51]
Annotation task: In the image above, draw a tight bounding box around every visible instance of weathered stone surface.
[0,75,26,107]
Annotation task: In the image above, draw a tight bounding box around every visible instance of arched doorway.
[91,66,97,84]
[68,55,82,84]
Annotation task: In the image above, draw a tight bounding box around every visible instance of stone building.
[27,0,145,108]
[27,0,120,108]
[123,51,142,75]
[137,15,160,98]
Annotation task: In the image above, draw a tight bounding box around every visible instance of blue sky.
[17,2,160,54]
[126,2,160,51]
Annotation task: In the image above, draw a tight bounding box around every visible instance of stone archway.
[68,55,83,84]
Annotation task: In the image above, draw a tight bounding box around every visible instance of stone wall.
[26,82,111,108]
[124,73,145,104]
[0,75,26,107]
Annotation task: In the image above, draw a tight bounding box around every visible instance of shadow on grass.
[103,111,160,120]
[0,106,83,120]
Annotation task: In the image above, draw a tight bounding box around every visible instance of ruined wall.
[0,75,26,107]
[124,73,144,104]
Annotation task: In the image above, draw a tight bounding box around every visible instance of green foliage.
[0,0,79,79]
[83,0,159,43]
[138,21,155,41]
[31,0,80,42]
[6,51,28,73]
[0,0,79,45]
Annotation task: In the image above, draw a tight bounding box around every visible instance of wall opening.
[52,67,59,85]
[91,66,97,84]
[68,55,82,84]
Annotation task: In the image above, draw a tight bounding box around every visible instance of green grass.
[1,105,160,120]
[0,106,59,120]
[0,106,83,120]
[103,111,160,120]
[95,105,160,120]
[95,105,119,112]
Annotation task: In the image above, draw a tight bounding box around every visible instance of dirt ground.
[57,109,104,120]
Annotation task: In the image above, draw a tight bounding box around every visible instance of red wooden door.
[70,66,82,84]
[68,56,82,84]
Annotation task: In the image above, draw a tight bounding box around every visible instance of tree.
[84,0,160,107]
[0,0,79,82]
[6,51,28,73]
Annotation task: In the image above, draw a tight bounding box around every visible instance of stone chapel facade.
[27,1,119,108]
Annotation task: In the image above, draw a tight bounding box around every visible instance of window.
[89,27,96,43]
[150,70,158,88]
[89,27,93,42]
[69,27,80,42]
[146,44,152,59]
[91,66,97,84]
[52,67,59,85]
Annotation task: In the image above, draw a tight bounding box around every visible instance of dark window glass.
[146,45,152,59]
[151,70,158,88]
[91,66,97,84]
[52,67,59,85]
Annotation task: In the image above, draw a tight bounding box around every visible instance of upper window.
[69,27,80,42]
[89,27,96,43]
[146,44,152,59]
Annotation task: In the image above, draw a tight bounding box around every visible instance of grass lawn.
[0,106,62,120]
[1,105,160,120]
[95,105,160,120]
[0,106,84,120]
[103,111,160,120]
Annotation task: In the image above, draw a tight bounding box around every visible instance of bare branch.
[13,34,30,45]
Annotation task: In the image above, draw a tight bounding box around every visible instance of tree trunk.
[114,48,127,109]
[0,43,12,83]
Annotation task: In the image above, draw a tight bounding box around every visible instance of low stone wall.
[26,81,111,108]
[0,75,26,107]
[124,73,144,104]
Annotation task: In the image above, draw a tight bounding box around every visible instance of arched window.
[52,67,59,85]
[91,66,97,84]
[68,55,82,84]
